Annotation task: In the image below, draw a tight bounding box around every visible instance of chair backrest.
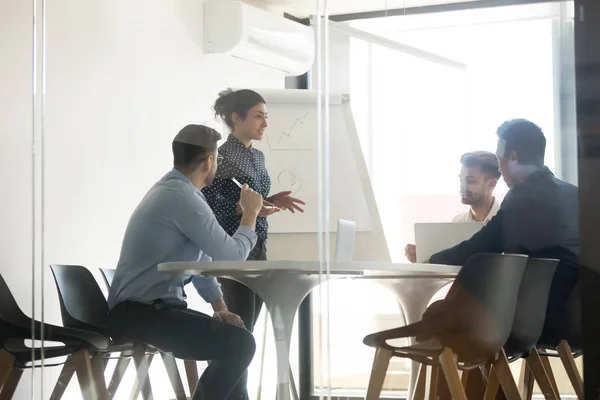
[335,219,356,262]
[440,253,528,361]
[0,273,109,352]
[49,265,111,335]
[0,274,31,331]
[99,268,116,290]
[503,258,559,358]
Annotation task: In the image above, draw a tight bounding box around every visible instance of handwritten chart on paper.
[248,89,374,233]
[263,108,313,151]
[277,170,302,194]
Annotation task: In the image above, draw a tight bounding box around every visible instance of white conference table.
[158,261,459,400]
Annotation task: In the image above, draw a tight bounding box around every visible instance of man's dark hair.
[460,151,501,179]
[496,119,546,166]
[172,124,222,170]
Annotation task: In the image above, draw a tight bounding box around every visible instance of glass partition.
[0,0,582,399]
[1,0,46,397]
[316,1,579,398]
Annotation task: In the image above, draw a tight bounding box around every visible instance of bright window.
[350,4,560,260]
[314,2,576,397]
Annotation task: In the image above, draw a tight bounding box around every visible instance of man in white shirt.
[451,151,501,223]
[405,151,501,262]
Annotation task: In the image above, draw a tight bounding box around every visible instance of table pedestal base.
[234,273,330,400]
[376,279,452,400]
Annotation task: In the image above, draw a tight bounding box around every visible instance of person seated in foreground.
[107,125,264,400]
[405,151,501,263]
[417,119,578,400]
[423,119,579,346]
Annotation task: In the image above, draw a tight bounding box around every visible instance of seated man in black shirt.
[426,118,579,345]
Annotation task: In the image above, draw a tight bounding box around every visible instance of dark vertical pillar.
[574,1,600,397]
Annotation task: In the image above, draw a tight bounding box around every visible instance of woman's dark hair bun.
[218,88,233,97]
[213,89,266,130]
[214,88,235,122]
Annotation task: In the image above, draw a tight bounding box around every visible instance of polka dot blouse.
[202,135,271,240]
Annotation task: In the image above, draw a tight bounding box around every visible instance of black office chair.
[96,267,144,397]
[98,267,199,396]
[481,258,560,399]
[0,273,108,400]
[49,265,188,400]
[98,267,155,399]
[363,253,528,400]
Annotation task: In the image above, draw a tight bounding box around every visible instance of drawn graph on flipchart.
[277,169,302,194]
[262,110,313,151]
[249,92,374,233]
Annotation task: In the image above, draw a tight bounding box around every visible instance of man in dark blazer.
[424,119,579,399]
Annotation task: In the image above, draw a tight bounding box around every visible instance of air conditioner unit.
[204,1,315,76]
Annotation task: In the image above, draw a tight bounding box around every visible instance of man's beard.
[460,191,483,205]
[205,171,216,186]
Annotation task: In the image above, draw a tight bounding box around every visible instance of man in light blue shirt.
[108,124,263,400]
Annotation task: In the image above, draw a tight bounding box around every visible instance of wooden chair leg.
[129,353,154,400]
[557,340,584,400]
[0,350,15,390]
[365,348,393,400]
[539,352,560,396]
[183,360,198,396]
[438,348,467,400]
[160,352,186,400]
[517,359,526,393]
[90,353,109,400]
[461,369,470,389]
[73,349,99,400]
[128,357,143,400]
[483,364,500,400]
[526,351,560,400]
[491,350,521,400]
[106,356,131,399]
[428,365,439,400]
[49,357,76,400]
[131,347,153,400]
[412,363,427,400]
[0,366,23,400]
[522,361,535,400]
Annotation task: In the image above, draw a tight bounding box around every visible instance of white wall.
[0,0,35,315]
[1,1,285,397]
[1,1,388,398]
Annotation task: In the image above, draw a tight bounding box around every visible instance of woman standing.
[203,89,305,333]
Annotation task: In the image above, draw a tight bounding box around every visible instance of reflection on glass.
[318,1,577,397]
[2,0,582,398]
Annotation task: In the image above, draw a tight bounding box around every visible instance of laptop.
[335,219,356,262]
[414,222,484,263]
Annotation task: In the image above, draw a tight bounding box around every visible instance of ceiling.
[260,0,480,19]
